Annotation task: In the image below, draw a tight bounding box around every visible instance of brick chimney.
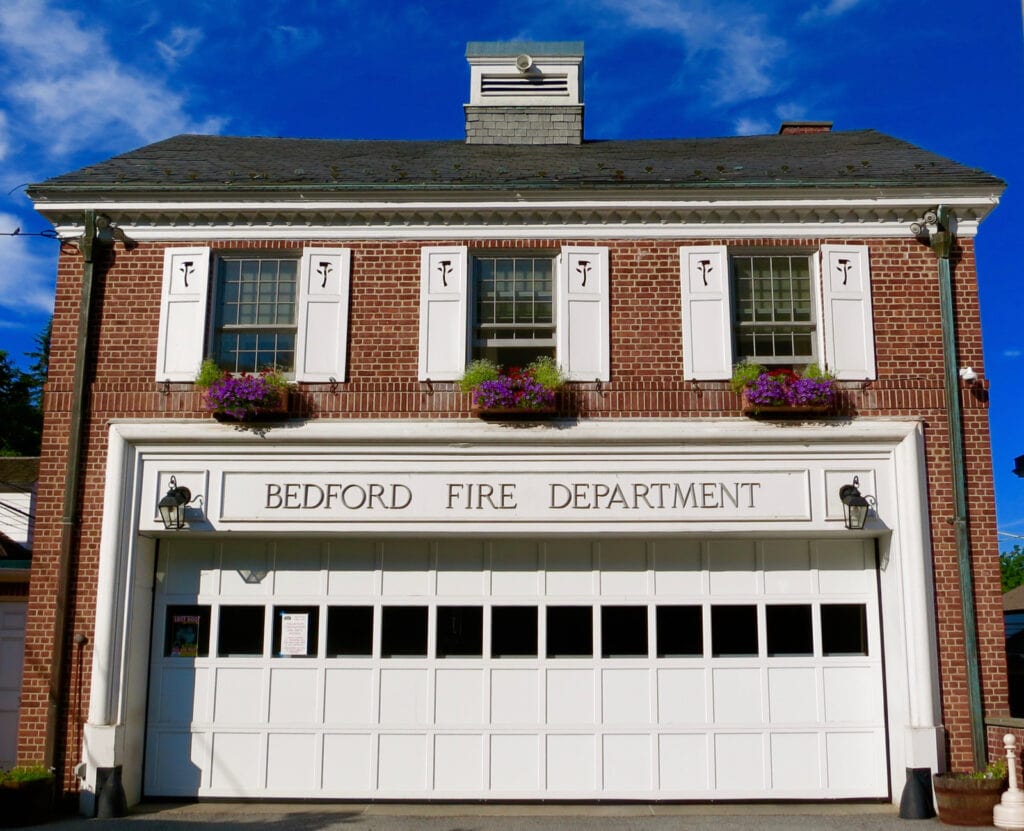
[778,121,833,135]
[465,41,584,145]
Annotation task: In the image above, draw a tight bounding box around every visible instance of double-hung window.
[472,255,555,365]
[732,254,815,365]
[212,256,298,373]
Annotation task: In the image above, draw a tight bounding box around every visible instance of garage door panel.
[708,540,757,595]
[547,734,596,791]
[546,668,595,724]
[146,731,206,794]
[545,540,595,595]
[213,668,264,723]
[437,541,485,595]
[324,669,373,724]
[434,734,484,790]
[435,668,484,725]
[267,733,317,790]
[823,666,881,723]
[714,733,765,792]
[712,668,763,723]
[816,540,872,593]
[603,734,653,791]
[162,539,217,595]
[763,541,813,594]
[379,668,429,724]
[210,732,262,791]
[377,734,427,791]
[491,669,540,724]
[658,668,708,724]
[220,542,272,596]
[825,731,886,793]
[659,733,710,790]
[490,540,540,596]
[602,668,651,724]
[269,667,318,723]
[154,666,208,725]
[272,543,324,595]
[322,733,374,791]
[771,732,822,790]
[491,734,540,790]
[327,540,376,597]
[768,667,819,724]
[381,542,430,595]
[653,540,702,595]
[599,540,647,595]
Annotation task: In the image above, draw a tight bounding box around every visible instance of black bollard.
[899,766,936,819]
[95,765,127,818]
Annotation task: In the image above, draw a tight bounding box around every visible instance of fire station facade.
[21,42,1007,809]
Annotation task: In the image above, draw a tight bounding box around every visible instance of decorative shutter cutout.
[820,244,875,380]
[418,246,468,381]
[295,248,351,382]
[557,246,610,382]
[155,247,211,381]
[680,246,732,380]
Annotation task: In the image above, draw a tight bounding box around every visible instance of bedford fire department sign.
[218,471,810,523]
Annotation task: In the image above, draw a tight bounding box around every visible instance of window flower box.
[196,360,292,422]
[732,361,835,418]
[459,357,565,420]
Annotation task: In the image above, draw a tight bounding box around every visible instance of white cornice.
[33,192,1000,241]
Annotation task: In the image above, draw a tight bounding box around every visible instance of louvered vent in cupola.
[480,72,570,98]
[465,41,584,145]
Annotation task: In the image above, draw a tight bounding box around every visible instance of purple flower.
[203,373,283,420]
[472,372,556,410]
[744,371,834,408]
[787,377,834,406]
[746,373,789,406]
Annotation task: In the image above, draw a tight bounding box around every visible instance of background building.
[21,42,1007,809]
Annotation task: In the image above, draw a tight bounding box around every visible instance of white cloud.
[1005,350,1022,358]
[156,26,203,67]
[802,0,865,23]
[775,102,808,121]
[0,212,58,316]
[734,117,772,136]
[0,1,225,160]
[600,0,786,104]
[0,111,8,162]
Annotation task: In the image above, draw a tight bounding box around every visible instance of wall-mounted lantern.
[158,476,194,530]
[839,476,873,531]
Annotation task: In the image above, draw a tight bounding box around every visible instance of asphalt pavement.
[36,802,987,830]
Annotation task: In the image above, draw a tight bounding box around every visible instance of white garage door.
[145,537,887,799]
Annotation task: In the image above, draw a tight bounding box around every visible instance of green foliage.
[195,358,223,389]
[0,350,42,456]
[730,360,765,394]
[0,765,53,784]
[1001,544,1024,592]
[801,363,834,380]
[458,359,500,392]
[526,356,565,391]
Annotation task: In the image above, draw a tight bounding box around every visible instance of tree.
[0,350,40,456]
[1001,545,1024,593]
[24,317,50,409]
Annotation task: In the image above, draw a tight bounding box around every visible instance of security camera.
[515,53,534,72]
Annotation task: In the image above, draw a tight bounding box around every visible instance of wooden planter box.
[0,778,54,828]
[741,391,831,418]
[932,773,1007,826]
[472,406,559,421]
[212,390,290,423]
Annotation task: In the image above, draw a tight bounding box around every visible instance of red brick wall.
[19,234,1005,789]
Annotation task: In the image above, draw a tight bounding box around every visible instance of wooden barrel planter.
[932,773,1007,826]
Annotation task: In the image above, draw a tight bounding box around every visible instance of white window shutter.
[557,246,610,382]
[418,246,468,381]
[155,247,211,381]
[680,246,732,380]
[820,244,876,380]
[295,248,352,382]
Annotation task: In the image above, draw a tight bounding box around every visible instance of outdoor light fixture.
[839,476,873,531]
[158,476,193,530]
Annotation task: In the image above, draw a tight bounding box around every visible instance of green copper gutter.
[928,205,986,769]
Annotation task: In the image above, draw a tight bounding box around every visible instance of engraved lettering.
[266,484,283,509]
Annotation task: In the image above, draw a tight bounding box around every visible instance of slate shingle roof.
[30,130,1002,194]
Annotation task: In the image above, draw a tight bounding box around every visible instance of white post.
[994,734,1024,830]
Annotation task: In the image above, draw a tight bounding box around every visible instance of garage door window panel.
[164,605,211,658]
[766,605,814,657]
[437,606,483,657]
[272,606,319,658]
[546,606,593,658]
[821,604,869,656]
[217,606,266,657]
[491,606,538,658]
[711,605,758,657]
[601,606,649,658]
[326,606,374,657]
[381,606,428,657]
[656,605,703,657]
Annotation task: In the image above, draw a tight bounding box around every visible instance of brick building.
[21,41,1008,809]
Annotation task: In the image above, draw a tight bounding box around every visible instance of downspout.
[44,212,125,786]
[920,204,986,769]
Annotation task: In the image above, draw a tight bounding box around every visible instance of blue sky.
[0,0,1022,541]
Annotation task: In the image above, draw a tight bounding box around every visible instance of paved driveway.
[41,802,980,830]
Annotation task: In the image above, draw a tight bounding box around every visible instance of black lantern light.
[158,476,192,530]
[839,476,872,531]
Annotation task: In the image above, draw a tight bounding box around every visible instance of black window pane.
[326,606,374,657]
[766,605,813,657]
[217,606,265,657]
[165,605,210,658]
[711,605,758,657]
[437,606,483,657]
[546,606,593,658]
[272,606,319,658]
[657,605,703,657]
[602,606,648,658]
[381,606,428,657]
[821,604,869,656]
[492,607,538,658]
